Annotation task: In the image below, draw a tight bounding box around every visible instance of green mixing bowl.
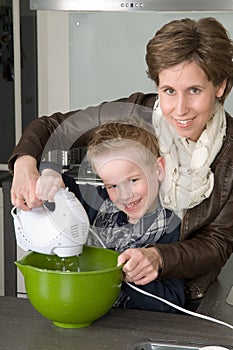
[15,246,122,328]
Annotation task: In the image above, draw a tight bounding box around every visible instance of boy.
[37,118,184,312]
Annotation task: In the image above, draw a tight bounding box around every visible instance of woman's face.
[158,61,226,141]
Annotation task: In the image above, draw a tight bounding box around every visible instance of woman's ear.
[216,79,227,98]
[156,157,165,181]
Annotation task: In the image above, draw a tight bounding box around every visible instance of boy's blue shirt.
[62,173,185,313]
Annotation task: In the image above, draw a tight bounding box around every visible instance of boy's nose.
[116,181,134,204]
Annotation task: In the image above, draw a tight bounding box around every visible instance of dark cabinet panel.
[0,0,37,165]
[0,2,15,164]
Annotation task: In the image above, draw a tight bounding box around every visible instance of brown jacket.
[9,92,233,299]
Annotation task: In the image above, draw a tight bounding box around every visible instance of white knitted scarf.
[152,99,226,218]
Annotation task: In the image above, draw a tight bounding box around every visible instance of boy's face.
[96,157,165,224]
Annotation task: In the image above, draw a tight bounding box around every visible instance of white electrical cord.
[125,282,233,330]
[89,227,107,248]
[89,227,233,330]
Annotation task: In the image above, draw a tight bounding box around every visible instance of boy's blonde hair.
[87,118,160,172]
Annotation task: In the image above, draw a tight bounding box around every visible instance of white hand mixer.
[11,188,90,257]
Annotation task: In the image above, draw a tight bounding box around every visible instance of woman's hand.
[117,246,163,285]
[11,155,42,211]
[36,169,65,202]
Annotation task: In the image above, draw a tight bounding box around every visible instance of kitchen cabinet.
[0,170,10,296]
[0,188,4,296]
[2,181,25,299]
[2,176,16,297]
[0,2,15,166]
[0,0,37,170]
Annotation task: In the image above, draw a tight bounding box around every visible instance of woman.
[9,17,233,304]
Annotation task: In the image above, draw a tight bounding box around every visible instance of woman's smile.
[174,116,197,128]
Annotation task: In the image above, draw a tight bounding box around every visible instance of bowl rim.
[15,246,123,275]
[15,260,123,275]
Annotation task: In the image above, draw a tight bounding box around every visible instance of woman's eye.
[190,87,200,94]
[130,178,138,183]
[164,88,174,95]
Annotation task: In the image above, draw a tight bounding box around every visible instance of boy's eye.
[130,178,138,183]
[106,184,117,190]
[105,179,138,190]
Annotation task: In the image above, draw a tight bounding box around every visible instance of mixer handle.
[11,207,23,231]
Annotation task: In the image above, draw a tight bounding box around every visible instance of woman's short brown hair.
[146,17,233,103]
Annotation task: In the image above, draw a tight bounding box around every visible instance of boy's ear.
[156,157,165,181]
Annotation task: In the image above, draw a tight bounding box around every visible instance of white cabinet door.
[17,246,27,297]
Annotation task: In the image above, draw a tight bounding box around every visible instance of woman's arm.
[11,155,42,210]
[8,107,101,209]
[8,93,156,173]
[158,193,233,281]
[8,108,98,173]
[8,93,156,209]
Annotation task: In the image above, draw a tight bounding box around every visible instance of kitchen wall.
[37,11,233,116]
[37,11,69,116]
[69,11,233,114]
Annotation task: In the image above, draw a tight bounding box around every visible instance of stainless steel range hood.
[30,0,233,12]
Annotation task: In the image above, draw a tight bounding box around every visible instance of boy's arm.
[35,167,65,202]
[118,246,163,285]
[121,278,185,312]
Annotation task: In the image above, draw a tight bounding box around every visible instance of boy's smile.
[96,155,164,224]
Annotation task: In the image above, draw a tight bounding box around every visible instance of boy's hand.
[36,169,65,202]
[117,247,163,285]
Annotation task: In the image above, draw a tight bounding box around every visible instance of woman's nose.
[175,94,189,116]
